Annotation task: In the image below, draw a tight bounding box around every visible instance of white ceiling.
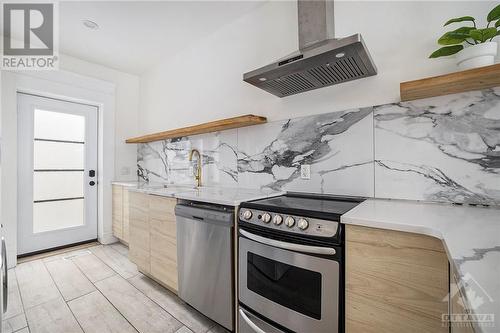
[58,1,264,74]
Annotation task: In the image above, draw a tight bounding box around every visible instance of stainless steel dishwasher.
[175,201,234,331]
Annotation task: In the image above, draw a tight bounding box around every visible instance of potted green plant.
[430,4,500,70]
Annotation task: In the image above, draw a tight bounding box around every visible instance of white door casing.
[17,93,98,255]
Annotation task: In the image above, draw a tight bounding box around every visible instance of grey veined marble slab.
[237,107,374,197]
[374,88,500,206]
[137,130,238,187]
[136,88,500,206]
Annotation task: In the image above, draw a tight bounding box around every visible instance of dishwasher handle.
[175,204,234,226]
[240,229,337,255]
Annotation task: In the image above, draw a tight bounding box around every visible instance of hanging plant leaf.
[495,20,500,28]
[444,16,475,26]
[429,45,464,58]
[487,4,500,22]
[438,27,474,45]
[470,28,498,43]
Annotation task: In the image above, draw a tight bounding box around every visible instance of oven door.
[239,230,340,333]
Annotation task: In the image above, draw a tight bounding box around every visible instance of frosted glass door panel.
[33,171,84,201]
[32,108,86,234]
[34,141,84,170]
[34,109,85,142]
[33,199,84,233]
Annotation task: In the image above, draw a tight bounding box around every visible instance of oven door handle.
[239,229,336,255]
[239,308,267,333]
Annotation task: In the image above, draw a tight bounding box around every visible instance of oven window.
[247,252,322,319]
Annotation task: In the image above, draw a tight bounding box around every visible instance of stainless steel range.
[237,193,364,333]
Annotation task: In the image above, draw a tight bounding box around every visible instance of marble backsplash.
[137,88,500,206]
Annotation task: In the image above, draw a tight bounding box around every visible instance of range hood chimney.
[243,0,377,98]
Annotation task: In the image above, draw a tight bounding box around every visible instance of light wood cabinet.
[345,225,449,333]
[128,192,178,292]
[112,184,131,244]
[149,195,178,292]
[122,189,130,243]
[129,191,151,274]
[112,185,123,239]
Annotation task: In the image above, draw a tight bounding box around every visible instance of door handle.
[89,181,96,186]
[240,229,336,255]
[239,309,266,333]
[2,238,8,313]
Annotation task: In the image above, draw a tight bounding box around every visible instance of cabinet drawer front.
[122,188,130,243]
[149,195,176,221]
[112,215,123,238]
[150,217,176,242]
[112,185,123,239]
[129,191,150,273]
[150,254,178,292]
[149,195,177,291]
[129,226,150,273]
[346,225,449,333]
[151,233,177,261]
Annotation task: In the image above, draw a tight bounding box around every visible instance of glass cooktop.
[243,192,365,220]
[253,195,362,214]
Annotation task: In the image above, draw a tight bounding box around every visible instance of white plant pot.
[456,42,497,70]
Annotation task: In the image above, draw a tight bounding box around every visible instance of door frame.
[1,70,116,267]
[17,93,99,255]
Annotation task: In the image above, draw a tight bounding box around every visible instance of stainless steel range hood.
[243,0,377,98]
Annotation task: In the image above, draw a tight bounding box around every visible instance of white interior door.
[17,93,98,255]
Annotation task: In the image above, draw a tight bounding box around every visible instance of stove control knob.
[242,210,253,220]
[273,215,283,225]
[261,213,271,223]
[285,216,295,228]
[297,218,309,230]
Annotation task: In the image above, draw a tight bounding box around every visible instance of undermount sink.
[145,183,199,191]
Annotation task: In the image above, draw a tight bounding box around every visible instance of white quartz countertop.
[173,186,285,206]
[111,181,143,187]
[342,198,500,333]
[114,181,284,206]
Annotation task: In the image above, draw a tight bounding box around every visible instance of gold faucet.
[189,149,202,187]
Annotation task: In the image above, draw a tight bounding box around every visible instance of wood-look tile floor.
[3,243,229,333]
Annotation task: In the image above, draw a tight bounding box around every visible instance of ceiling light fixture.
[82,19,99,30]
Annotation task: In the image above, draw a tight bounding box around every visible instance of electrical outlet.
[300,164,311,180]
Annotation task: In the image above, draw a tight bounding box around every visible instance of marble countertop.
[173,186,284,206]
[342,198,500,333]
[114,181,283,206]
[111,181,143,187]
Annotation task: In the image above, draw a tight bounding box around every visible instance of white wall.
[60,54,139,180]
[138,1,497,135]
[1,55,139,265]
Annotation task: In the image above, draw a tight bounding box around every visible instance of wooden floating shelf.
[400,63,500,102]
[126,114,267,143]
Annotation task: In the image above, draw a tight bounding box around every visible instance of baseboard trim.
[99,232,118,245]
